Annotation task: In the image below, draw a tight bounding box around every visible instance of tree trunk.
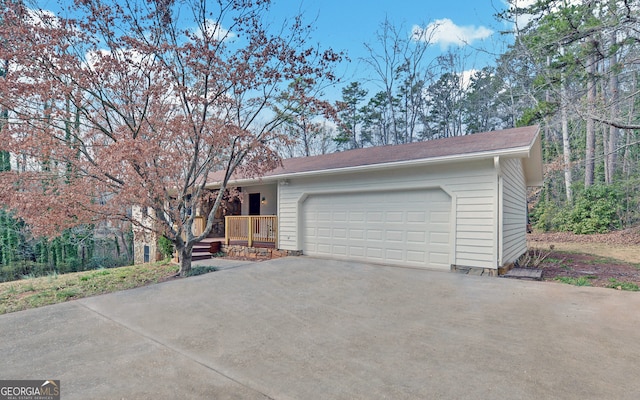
[606,31,619,184]
[622,72,636,177]
[560,58,573,202]
[178,244,193,277]
[585,54,596,188]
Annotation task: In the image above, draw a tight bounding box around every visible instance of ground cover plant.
[526,230,640,290]
[0,262,179,315]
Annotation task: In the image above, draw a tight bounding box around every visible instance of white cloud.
[460,69,479,89]
[500,0,537,32]
[25,8,62,29]
[84,48,148,71]
[500,0,582,33]
[412,19,493,49]
[193,19,236,42]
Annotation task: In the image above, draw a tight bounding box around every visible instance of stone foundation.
[221,244,303,259]
[451,265,497,277]
[133,229,162,264]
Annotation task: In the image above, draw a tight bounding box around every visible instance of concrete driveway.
[1,257,640,399]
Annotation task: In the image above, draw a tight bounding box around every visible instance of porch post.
[248,217,253,247]
[224,216,230,245]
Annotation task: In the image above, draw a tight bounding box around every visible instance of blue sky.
[34,0,516,100]
[267,0,513,97]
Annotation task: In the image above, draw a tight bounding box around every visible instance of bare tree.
[0,0,341,275]
[362,18,435,144]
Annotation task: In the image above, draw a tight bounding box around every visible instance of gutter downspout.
[494,156,503,269]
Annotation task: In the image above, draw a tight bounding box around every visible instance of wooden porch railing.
[180,216,206,240]
[225,216,277,247]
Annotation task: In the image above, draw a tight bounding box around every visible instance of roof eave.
[522,127,544,187]
[205,145,535,189]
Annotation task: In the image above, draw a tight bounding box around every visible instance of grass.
[529,241,640,265]
[0,262,179,315]
[554,276,595,287]
[607,279,640,291]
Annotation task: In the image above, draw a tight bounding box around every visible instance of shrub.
[186,265,218,277]
[157,236,175,260]
[567,184,621,234]
[531,184,622,234]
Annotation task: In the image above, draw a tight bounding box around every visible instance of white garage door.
[302,189,451,270]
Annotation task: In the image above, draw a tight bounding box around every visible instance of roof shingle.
[207,125,540,184]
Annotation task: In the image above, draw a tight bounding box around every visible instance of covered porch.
[182,182,291,261]
[190,215,277,247]
[191,182,279,250]
[224,215,277,248]
[188,215,279,262]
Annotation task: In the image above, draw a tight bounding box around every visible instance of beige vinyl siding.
[454,191,497,267]
[501,158,527,264]
[278,182,304,250]
[278,159,498,270]
[240,184,277,215]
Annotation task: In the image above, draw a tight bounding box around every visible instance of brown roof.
[207,125,541,185]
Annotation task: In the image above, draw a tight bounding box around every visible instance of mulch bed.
[532,250,640,288]
[528,228,640,246]
[521,228,640,289]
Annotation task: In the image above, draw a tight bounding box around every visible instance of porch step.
[192,253,212,261]
[193,239,224,255]
[192,247,209,254]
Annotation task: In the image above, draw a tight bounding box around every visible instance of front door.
[249,193,261,215]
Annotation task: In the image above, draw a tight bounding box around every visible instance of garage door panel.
[333,245,347,255]
[303,189,451,270]
[430,211,450,223]
[317,228,331,238]
[385,212,404,222]
[367,212,384,222]
[431,252,450,265]
[407,211,427,222]
[386,230,403,242]
[407,231,426,243]
[333,211,347,222]
[367,248,383,258]
[333,228,347,238]
[430,232,450,244]
[317,211,331,221]
[407,251,426,262]
[386,249,403,261]
[350,211,365,222]
[367,230,383,241]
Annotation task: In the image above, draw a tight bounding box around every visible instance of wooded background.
[277,0,640,236]
[1,0,638,280]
